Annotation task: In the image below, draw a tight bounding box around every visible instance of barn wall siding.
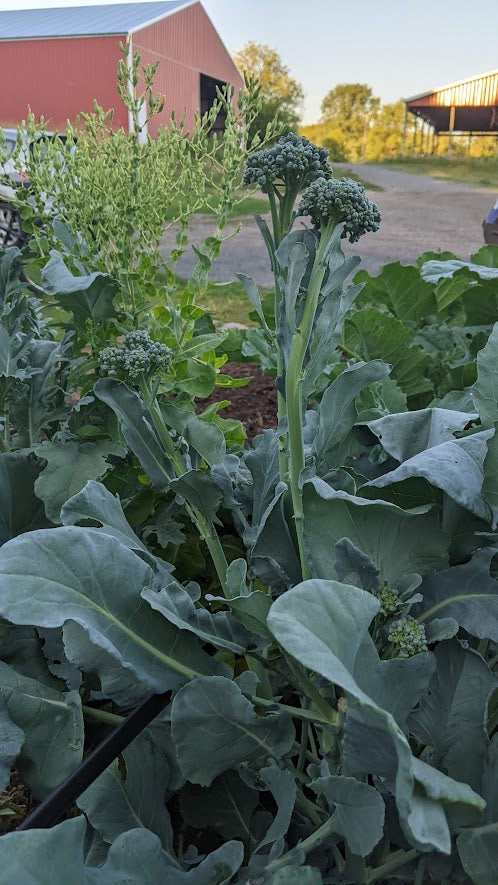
[0,36,129,130]
[133,1,244,133]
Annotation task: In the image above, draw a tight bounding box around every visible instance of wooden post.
[402,105,408,156]
[447,105,456,154]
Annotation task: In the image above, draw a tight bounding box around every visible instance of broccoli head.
[375,582,400,618]
[243,133,332,194]
[387,616,428,658]
[298,176,381,242]
[100,330,172,383]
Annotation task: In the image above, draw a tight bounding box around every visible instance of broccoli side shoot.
[100,330,172,383]
[243,132,332,194]
[387,616,428,658]
[298,176,381,242]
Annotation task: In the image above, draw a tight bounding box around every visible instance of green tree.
[366,101,406,160]
[234,42,304,141]
[320,83,379,161]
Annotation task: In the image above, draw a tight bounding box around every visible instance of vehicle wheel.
[0,201,27,248]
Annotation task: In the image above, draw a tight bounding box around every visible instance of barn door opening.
[200,73,228,132]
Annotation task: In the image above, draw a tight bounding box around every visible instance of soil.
[199,362,277,440]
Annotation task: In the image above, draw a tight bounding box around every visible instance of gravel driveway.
[160,165,496,287]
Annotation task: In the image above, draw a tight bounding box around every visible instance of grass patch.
[377,156,498,188]
[164,191,269,221]
[176,278,268,327]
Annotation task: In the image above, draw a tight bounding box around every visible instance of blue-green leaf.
[171,676,295,786]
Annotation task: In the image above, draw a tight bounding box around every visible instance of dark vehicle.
[483,198,498,245]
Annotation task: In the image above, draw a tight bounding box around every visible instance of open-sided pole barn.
[403,69,498,155]
[0,1,244,135]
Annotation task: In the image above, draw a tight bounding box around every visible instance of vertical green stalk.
[285,218,335,579]
[141,381,230,596]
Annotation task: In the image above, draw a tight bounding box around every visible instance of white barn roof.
[0,1,195,39]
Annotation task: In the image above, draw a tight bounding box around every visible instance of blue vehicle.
[483,198,498,245]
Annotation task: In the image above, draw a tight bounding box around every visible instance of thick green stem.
[345,848,368,883]
[285,219,335,580]
[366,848,419,883]
[265,815,338,873]
[82,705,124,726]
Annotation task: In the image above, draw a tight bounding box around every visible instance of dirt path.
[160,165,496,287]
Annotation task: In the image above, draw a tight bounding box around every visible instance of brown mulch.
[199,362,277,440]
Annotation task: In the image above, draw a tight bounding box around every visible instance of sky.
[1,0,497,124]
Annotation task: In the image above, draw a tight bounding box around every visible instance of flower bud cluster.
[100,330,172,382]
[298,176,381,242]
[243,133,332,193]
[387,616,428,658]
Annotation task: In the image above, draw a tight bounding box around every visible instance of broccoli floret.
[375,582,400,617]
[298,176,381,242]
[243,132,332,194]
[387,616,428,658]
[100,330,172,382]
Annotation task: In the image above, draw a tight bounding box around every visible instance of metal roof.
[405,68,498,104]
[0,1,195,39]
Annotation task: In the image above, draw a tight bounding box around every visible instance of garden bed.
[199,362,277,439]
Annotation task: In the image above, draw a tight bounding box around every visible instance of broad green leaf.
[179,770,259,843]
[0,817,90,885]
[0,527,224,693]
[237,273,272,336]
[482,423,498,528]
[303,282,362,399]
[159,402,226,467]
[34,439,124,523]
[171,676,295,786]
[0,452,49,546]
[473,322,498,428]
[457,824,498,885]
[352,635,435,729]
[207,559,272,639]
[371,261,437,322]
[309,773,384,857]
[0,660,83,799]
[255,765,296,853]
[94,378,174,492]
[415,546,498,641]
[422,258,498,283]
[78,730,174,850]
[303,477,449,584]
[409,640,496,791]
[95,829,244,884]
[366,431,492,521]
[0,324,34,381]
[366,408,477,462]
[277,241,309,334]
[0,818,244,885]
[0,695,24,791]
[169,470,222,524]
[268,579,484,853]
[60,480,148,553]
[40,250,119,323]
[10,339,65,448]
[313,360,390,466]
[250,483,302,590]
[175,357,216,397]
[482,735,498,823]
[142,575,251,654]
[344,307,432,398]
[334,538,379,593]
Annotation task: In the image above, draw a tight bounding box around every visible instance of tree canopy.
[234,42,304,140]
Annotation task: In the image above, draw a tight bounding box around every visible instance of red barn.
[0,1,244,135]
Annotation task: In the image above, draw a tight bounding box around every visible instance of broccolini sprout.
[100,330,172,383]
[298,176,381,242]
[243,132,332,194]
[387,616,428,658]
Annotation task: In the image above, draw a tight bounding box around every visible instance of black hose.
[16,690,171,831]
